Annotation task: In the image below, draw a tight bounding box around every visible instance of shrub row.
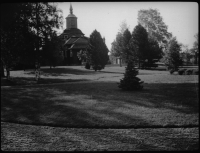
[178,68,198,75]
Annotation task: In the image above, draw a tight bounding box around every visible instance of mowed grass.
[1,65,198,85]
[1,122,199,151]
[1,66,199,128]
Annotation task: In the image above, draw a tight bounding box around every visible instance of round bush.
[85,63,91,69]
[185,69,193,75]
[192,69,199,75]
[169,69,175,74]
[178,69,186,75]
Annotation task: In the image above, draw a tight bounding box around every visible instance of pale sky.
[55,2,198,51]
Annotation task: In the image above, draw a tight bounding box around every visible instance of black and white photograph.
[1,1,199,151]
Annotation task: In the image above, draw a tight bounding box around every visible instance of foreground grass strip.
[1,82,198,128]
[1,120,199,129]
[1,122,199,151]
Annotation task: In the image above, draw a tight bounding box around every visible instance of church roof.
[63,28,84,35]
[64,36,90,49]
[73,37,89,44]
[69,43,89,49]
[64,37,78,45]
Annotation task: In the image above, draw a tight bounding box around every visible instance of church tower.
[61,3,90,66]
[66,3,77,29]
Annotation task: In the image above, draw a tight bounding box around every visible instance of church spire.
[70,3,73,14]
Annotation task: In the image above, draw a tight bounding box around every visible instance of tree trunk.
[194,52,198,65]
[1,62,5,78]
[138,60,141,69]
[120,58,122,67]
[6,68,10,80]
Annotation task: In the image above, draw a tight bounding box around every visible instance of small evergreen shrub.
[85,63,91,69]
[92,65,103,71]
[192,69,199,75]
[178,68,198,75]
[118,61,144,91]
[185,69,193,75]
[178,69,186,75]
[169,69,175,74]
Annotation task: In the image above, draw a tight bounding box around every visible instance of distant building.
[109,54,126,65]
[59,4,90,65]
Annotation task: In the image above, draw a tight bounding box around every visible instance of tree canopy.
[191,33,199,64]
[110,32,124,65]
[110,21,130,66]
[129,24,149,68]
[138,8,172,49]
[1,3,63,77]
[42,31,64,68]
[89,29,109,71]
[163,37,182,71]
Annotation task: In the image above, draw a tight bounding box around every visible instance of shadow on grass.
[23,67,168,78]
[26,68,97,76]
[1,81,199,129]
[25,67,124,76]
[1,77,90,86]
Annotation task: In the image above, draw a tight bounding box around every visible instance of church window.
[64,35,68,39]
[70,50,73,57]
[65,50,67,57]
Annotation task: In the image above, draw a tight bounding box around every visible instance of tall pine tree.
[89,29,109,71]
[118,26,144,91]
[122,28,132,63]
[129,24,149,68]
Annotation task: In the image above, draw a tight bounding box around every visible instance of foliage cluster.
[111,24,163,69]
[1,3,63,78]
[118,60,143,90]
[78,30,109,71]
[178,68,198,75]
[162,37,182,72]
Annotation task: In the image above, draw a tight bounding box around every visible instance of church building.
[60,4,90,65]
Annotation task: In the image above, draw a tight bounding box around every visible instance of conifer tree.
[89,29,109,71]
[129,24,149,68]
[163,37,182,72]
[122,29,132,63]
[118,59,143,91]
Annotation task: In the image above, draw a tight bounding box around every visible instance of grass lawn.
[1,122,198,151]
[1,66,199,151]
[1,66,199,128]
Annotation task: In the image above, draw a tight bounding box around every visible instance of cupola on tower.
[66,3,77,29]
[60,3,90,66]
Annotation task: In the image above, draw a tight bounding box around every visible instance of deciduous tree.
[191,33,199,64]
[42,31,64,69]
[163,37,182,72]
[110,33,124,66]
[110,20,130,67]
[138,8,172,49]
[1,3,63,79]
